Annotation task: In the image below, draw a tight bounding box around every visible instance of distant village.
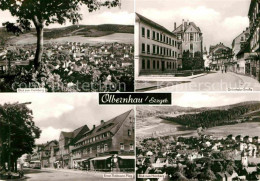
[0,41,134,92]
[136,133,260,181]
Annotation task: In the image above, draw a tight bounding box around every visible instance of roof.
[136,13,177,38]
[75,109,133,144]
[173,22,201,34]
[61,125,89,146]
[209,43,231,54]
[156,157,167,163]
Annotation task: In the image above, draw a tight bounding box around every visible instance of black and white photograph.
[0,0,134,92]
[0,93,135,180]
[136,92,260,180]
[135,0,260,92]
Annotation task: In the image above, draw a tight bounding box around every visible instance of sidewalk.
[41,167,133,175]
[135,73,207,82]
[229,72,260,91]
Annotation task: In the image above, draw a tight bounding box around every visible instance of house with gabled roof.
[56,125,89,168]
[173,19,203,59]
[71,109,135,171]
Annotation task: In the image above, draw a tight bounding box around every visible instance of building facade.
[232,28,250,74]
[56,125,89,169]
[209,43,233,71]
[135,13,181,77]
[173,19,204,70]
[247,0,260,81]
[71,109,135,171]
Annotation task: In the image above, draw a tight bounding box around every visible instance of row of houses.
[135,13,203,77]
[210,0,259,81]
[29,109,135,172]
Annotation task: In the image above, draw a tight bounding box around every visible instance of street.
[147,72,260,92]
[16,168,135,181]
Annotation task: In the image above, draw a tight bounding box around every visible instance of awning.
[118,156,135,160]
[74,158,90,162]
[91,156,111,161]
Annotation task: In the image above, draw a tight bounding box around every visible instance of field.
[136,104,260,139]
[136,115,260,138]
[7,33,134,45]
[1,24,134,46]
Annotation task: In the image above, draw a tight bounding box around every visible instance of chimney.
[101,120,104,124]
[174,22,176,30]
[93,125,96,129]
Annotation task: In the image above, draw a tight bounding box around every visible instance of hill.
[159,101,260,129]
[0,24,134,45]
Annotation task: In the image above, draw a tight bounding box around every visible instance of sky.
[136,0,251,50]
[0,93,133,144]
[172,92,260,108]
[0,0,134,28]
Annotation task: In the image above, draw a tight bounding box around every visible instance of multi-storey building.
[232,28,250,74]
[71,109,135,171]
[209,43,233,71]
[56,125,89,169]
[247,0,260,81]
[135,13,181,77]
[39,140,58,168]
[173,19,204,70]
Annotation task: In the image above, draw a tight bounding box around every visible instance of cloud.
[79,11,134,25]
[36,127,70,144]
[137,1,250,48]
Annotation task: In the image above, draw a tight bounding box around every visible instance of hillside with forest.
[159,101,260,129]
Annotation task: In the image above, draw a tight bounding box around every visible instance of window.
[142,43,145,53]
[160,34,163,42]
[97,146,100,152]
[142,59,145,69]
[104,144,108,151]
[153,60,156,69]
[128,129,132,136]
[147,29,150,39]
[161,47,163,55]
[172,40,175,46]
[166,37,169,44]
[190,43,193,50]
[157,32,159,40]
[90,147,92,153]
[142,27,145,37]
[241,37,244,41]
[190,33,194,41]
[157,46,160,54]
[147,60,150,69]
[130,144,134,151]
[157,61,159,69]
[169,38,171,45]
[152,31,156,40]
[120,143,124,150]
[153,45,156,54]
[147,44,150,54]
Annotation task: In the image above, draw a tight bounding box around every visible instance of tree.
[0,102,41,172]
[0,0,120,70]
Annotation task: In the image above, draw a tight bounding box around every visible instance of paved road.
[148,72,260,92]
[18,168,135,181]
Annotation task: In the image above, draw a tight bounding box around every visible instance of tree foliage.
[0,0,120,70]
[0,102,41,171]
[160,102,260,128]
